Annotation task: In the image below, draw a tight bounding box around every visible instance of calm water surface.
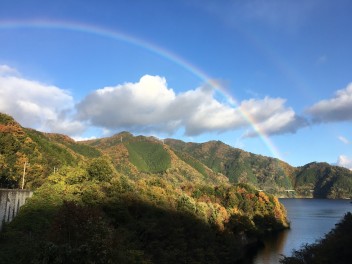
[253,198,352,264]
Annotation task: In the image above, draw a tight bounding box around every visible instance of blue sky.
[0,0,352,169]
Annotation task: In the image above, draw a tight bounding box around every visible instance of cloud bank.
[3,65,350,142]
[76,75,304,137]
[337,155,352,170]
[240,97,307,137]
[307,83,352,123]
[0,66,85,135]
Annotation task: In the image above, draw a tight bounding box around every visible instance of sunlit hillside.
[0,112,290,263]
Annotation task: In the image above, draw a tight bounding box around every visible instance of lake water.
[253,198,352,264]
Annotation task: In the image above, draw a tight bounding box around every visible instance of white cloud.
[337,155,352,170]
[72,136,97,142]
[338,136,350,145]
[0,65,19,76]
[76,75,247,136]
[44,119,86,136]
[0,65,85,136]
[307,83,352,122]
[76,75,305,137]
[173,86,245,135]
[0,68,306,139]
[76,75,177,132]
[241,97,307,137]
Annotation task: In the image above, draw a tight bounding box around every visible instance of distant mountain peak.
[113,131,134,138]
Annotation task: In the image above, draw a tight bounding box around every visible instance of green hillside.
[165,139,296,194]
[295,162,352,198]
[1,169,289,263]
[82,132,229,186]
[1,112,351,198]
[125,141,171,173]
[164,139,352,199]
[44,132,101,159]
[0,113,102,188]
[0,113,289,264]
[2,112,351,263]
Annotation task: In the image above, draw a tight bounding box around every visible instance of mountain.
[0,113,289,264]
[162,139,352,199]
[1,112,351,198]
[93,134,349,199]
[164,139,296,194]
[1,112,350,262]
[295,162,352,198]
[0,113,101,188]
[82,132,229,186]
[81,132,352,199]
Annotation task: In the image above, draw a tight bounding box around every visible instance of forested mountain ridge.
[1,112,351,263]
[164,139,296,194]
[1,112,351,198]
[0,112,289,263]
[295,162,352,198]
[85,131,351,199]
[163,139,352,198]
[80,132,352,199]
[82,132,229,186]
[0,113,101,188]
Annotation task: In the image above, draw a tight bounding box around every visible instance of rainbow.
[0,19,282,160]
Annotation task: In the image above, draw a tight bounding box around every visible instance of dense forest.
[0,112,290,263]
[164,139,352,198]
[1,112,352,262]
[0,172,289,263]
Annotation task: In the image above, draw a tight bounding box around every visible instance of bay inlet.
[253,198,352,264]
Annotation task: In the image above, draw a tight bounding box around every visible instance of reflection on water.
[253,198,351,264]
[254,230,289,264]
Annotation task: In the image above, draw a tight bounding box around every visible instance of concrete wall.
[0,189,33,231]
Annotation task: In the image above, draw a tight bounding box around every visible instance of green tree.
[87,157,114,182]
